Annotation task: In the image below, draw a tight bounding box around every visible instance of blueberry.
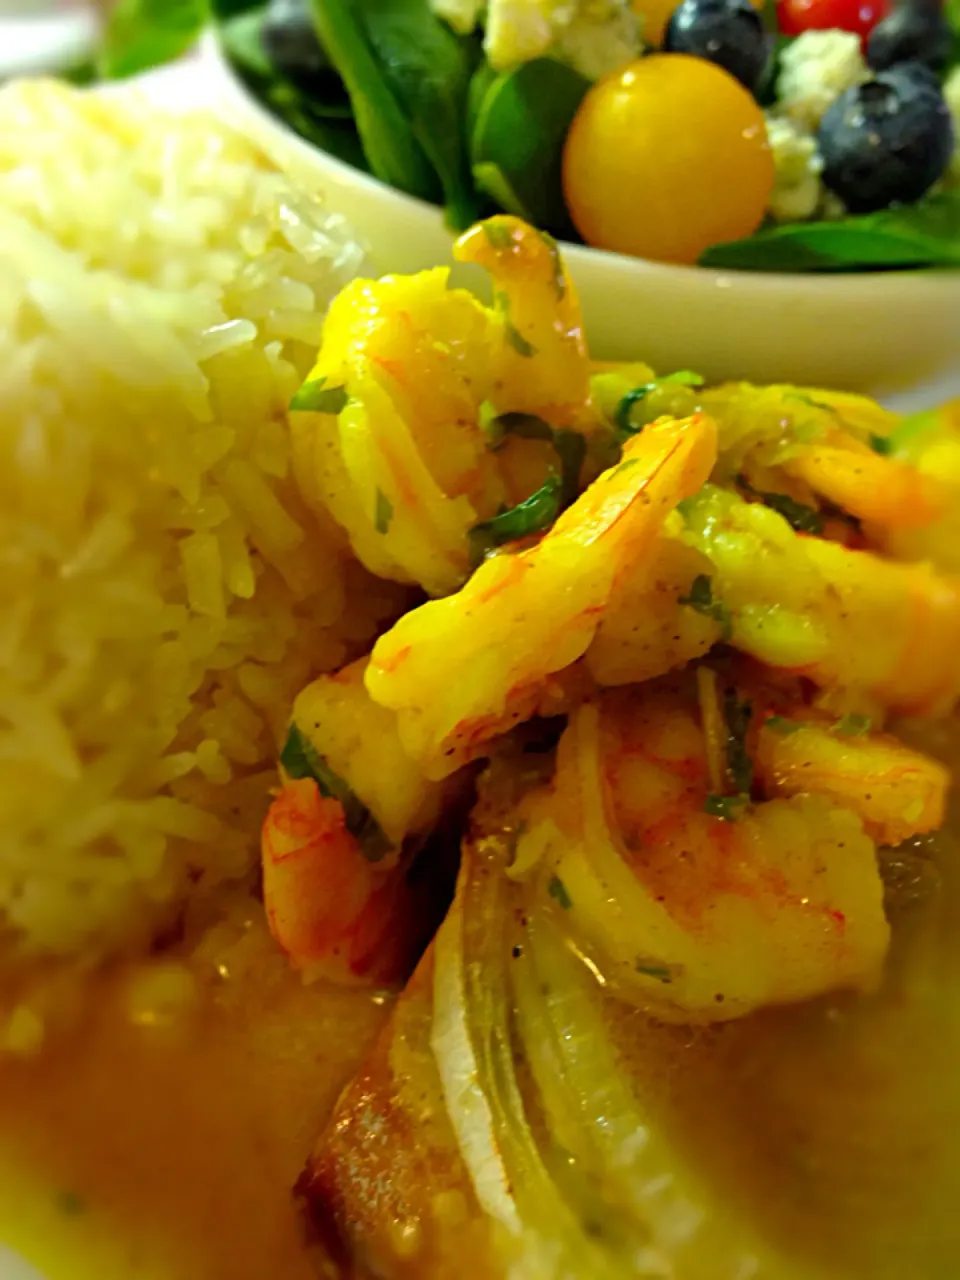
[867,3,954,72]
[261,0,340,93]
[663,0,772,94]
[818,64,955,213]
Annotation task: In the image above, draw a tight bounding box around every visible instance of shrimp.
[365,414,719,780]
[699,381,952,533]
[754,717,949,847]
[290,267,505,596]
[868,400,960,572]
[286,656,448,853]
[585,512,721,686]
[682,485,960,716]
[522,687,890,1021]
[697,380,899,477]
[454,216,598,431]
[261,778,430,983]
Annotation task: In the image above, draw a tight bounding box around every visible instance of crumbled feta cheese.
[776,30,869,131]
[484,0,555,67]
[430,0,641,75]
[944,66,960,187]
[552,2,642,79]
[430,0,486,32]
[765,113,824,222]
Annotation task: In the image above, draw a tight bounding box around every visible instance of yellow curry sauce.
[0,921,388,1280]
[2,724,960,1280]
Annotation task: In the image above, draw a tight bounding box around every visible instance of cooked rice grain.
[0,80,393,970]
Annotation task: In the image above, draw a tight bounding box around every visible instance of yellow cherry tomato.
[562,55,774,266]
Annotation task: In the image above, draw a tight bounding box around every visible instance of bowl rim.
[199,27,960,297]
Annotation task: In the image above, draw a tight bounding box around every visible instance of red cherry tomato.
[777,0,889,43]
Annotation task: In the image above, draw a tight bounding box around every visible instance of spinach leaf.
[469,474,562,565]
[470,58,590,238]
[281,724,393,862]
[353,0,483,230]
[216,8,365,163]
[308,0,440,201]
[699,192,960,273]
[99,0,207,79]
[218,6,273,79]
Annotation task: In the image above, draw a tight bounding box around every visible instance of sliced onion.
[431,831,621,1276]
[514,908,781,1277]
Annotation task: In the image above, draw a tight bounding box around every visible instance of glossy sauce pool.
[2,722,960,1279]
[0,922,389,1280]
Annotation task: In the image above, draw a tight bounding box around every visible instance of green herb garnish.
[290,378,349,414]
[504,319,537,358]
[635,958,676,983]
[738,475,824,535]
[489,413,585,508]
[765,715,802,735]
[281,724,392,862]
[56,1190,87,1216]
[614,370,703,439]
[539,230,566,300]
[469,475,562,565]
[483,220,514,250]
[704,794,750,822]
[869,433,894,456]
[722,688,754,795]
[374,488,393,534]
[548,874,573,910]
[833,713,872,737]
[678,574,733,640]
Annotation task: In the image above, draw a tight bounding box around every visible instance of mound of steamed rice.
[0,79,393,998]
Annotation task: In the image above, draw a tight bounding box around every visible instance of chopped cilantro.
[722,688,754,795]
[678,574,733,640]
[614,371,703,439]
[487,414,585,507]
[635,958,675,983]
[483,220,514,251]
[738,475,824,535]
[504,319,537,357]
[280,724,392,863]
[56,1190,86,1216]
[614,386,651,437]
[704,794,749,822]
[548,874,573,909]
[833,713,872,737]
[469,475,562,566]
[539,230,566,300]
[765,715,802,736]
[374,488,393,535]
[869,433,893,456]
[760,492,825,535]
[290,377,349,415]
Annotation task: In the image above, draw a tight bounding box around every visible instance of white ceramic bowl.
[195,31,960,397]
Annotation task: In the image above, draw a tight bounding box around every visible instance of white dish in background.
[191,29,960,399]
